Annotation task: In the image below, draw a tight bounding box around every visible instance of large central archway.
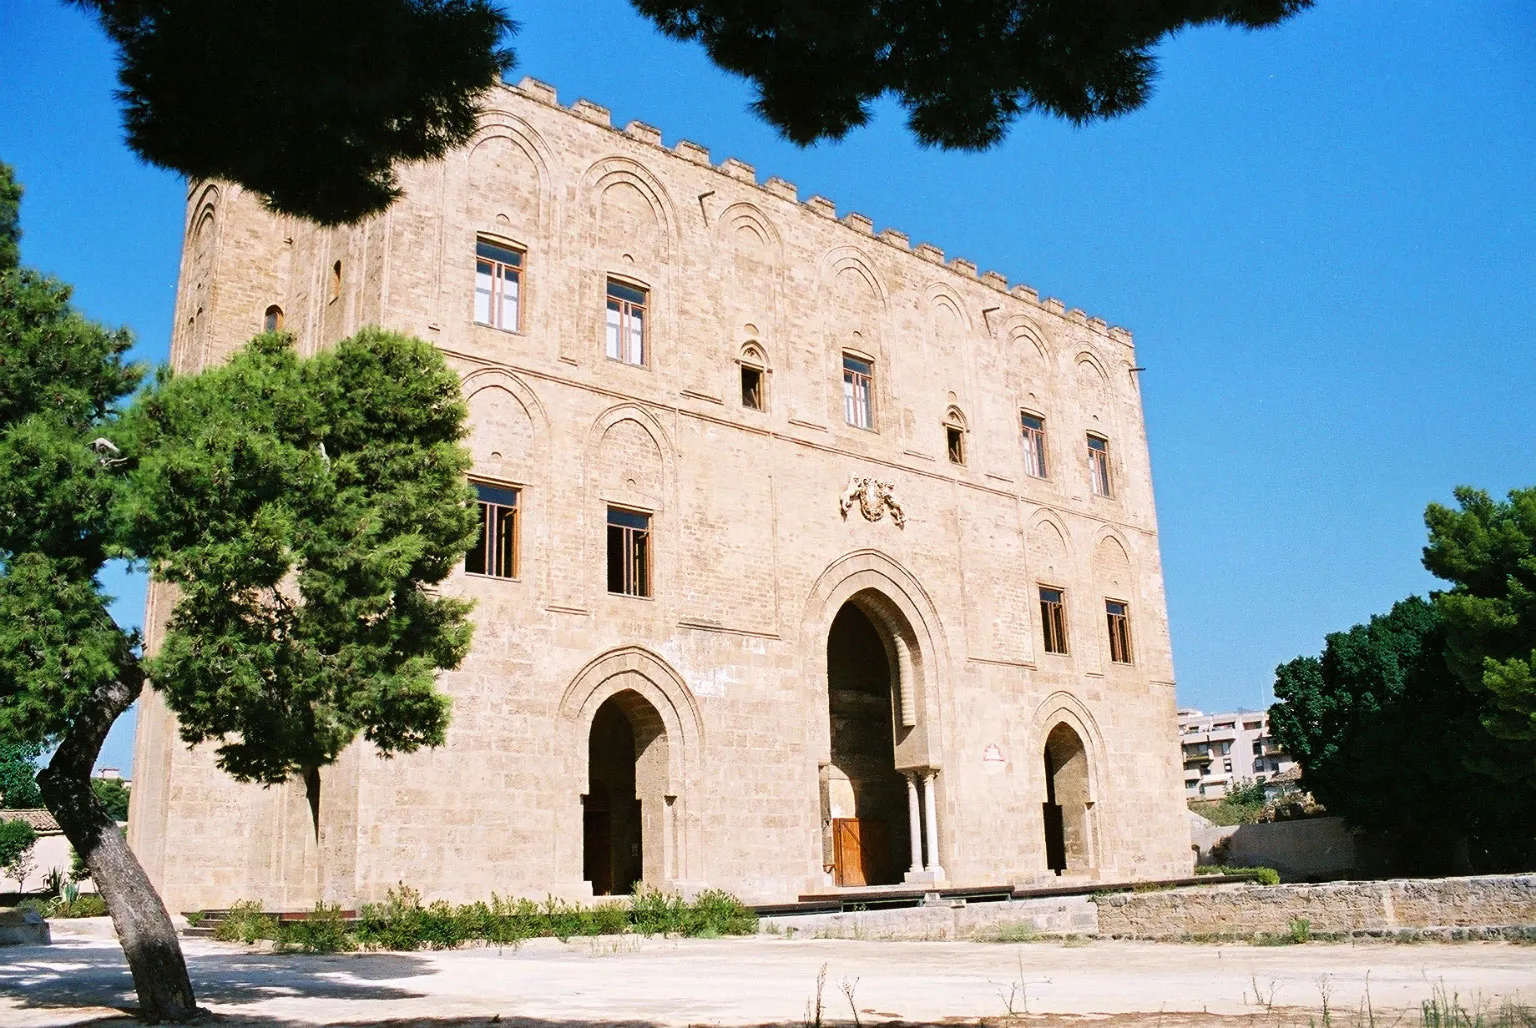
[583,690,670,895]
[823,601,910,887]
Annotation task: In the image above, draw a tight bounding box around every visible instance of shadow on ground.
[0,941,432,1016]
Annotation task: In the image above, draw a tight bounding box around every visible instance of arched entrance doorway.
[1042,723,1093,875]
[583,691,669,895]
[823,602,910,886]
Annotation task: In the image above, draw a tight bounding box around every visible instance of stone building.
[128,77,1191,910]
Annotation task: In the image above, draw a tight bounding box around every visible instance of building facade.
[1177,708,1296,799]
[128,78,1190,910]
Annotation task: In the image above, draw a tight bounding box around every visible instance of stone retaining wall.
[1097,874,1536,938]
[761,895,1099,941]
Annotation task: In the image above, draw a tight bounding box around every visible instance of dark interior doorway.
[584,697,642,895]
[825,602,909,886]
[1042,722,1091,876]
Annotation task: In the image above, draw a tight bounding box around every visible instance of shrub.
[278,903,356,954]
[356,885,428,951]
[1289,916,1312,944]
[214,900,279,943]
[630,884,688,936]
[50,893,108,918]
[687,889,757,936]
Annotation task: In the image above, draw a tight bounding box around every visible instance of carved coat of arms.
[839,475,906,528]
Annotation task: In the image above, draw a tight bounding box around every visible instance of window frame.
[1087,433,1113,497]
[1038,584,1069,656]
[474,237,524,333]
[605,278,649,367]
[1021,411,1049,479]
[606,505,653,598]
[738,344,768,412]
[943,406,967,465]
[464,481,521,581]
[842,352,876,431]
[1105,597,1133,665]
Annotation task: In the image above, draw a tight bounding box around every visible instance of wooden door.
[833,818,864,887]
[859,818,890,886]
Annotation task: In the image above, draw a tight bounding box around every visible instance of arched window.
[738,343,768,411]
[942,406,967,465]
[262,305,284,333]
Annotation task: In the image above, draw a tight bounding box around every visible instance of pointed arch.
[820,247,888,310]
[460,367,551,486]
[1030,691,1108,805]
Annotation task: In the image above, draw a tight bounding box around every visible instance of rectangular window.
[1253,740,1264,756]
[1105,599,1133,664]
[1217,740,1233,756]
[1021,413,1048,478]
[741,364,764,410]
[464,483,519,579]
[842,354,874,430]
[606,506,651,597]
[946,424,965,464]
[1039,586,1068,655]
[474,239,523,331]
[1088,434,1112,497]
[605,280,647,365]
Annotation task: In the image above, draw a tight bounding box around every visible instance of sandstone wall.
[1097,874,1536,937]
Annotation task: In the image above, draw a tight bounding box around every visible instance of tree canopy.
[0,159,479,1020]
[0,741,44,809]
[1268,487,1536,873]
[1423,486,1536,790]
[69,0,1313,225]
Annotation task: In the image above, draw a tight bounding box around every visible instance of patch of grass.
[976,920,1041,943]
[1196,864,1282,885]
[49,893,108,918]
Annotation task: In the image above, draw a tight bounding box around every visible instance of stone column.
[923,771,945,878]
[905,772,924,874]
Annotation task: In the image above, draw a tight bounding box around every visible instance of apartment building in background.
[1177,708,1295,799]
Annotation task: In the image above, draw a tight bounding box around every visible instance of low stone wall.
[761,894,1098,941]
[1097,874,1536,938]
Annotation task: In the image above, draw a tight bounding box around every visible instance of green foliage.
[1289,917,1312,944]
[277,903,356,954]
[72,0,515,225]
[0,739,42,809]
[1268,596,1511,857]
[635,1,1313,150]
[0,818,37,870]
[212,900,279,943]
[1195,865,1281,886]
[119,330,479,783]
[49,892,108,918]
[1226,778,1269,807]
[91,777,129,822]
[1424,488,1536,786]
[68,848,89,883]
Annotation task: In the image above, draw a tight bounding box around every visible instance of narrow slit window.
[1040,586,1068,655]
[842,354,874,430]
[262,305,284,333]
[465,483,520,579]
[1106,599,1133,664]
[1088,434,1112,497]
[1021,412,1048,478]
[741,364,764,410]
[605,280,647,365]
[329,260,342,302]
[474,239,523,331]
[606,506,652,597]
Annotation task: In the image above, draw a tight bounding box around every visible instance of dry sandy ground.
[1,920,1532,1028]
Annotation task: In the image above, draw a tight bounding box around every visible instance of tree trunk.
[37,668,203,1024]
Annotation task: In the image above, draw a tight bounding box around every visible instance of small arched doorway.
[823,602,910,886]
[584,690,669,895]
[1042,723,1093,875]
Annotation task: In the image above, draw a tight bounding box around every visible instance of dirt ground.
[2,920,1532,1028]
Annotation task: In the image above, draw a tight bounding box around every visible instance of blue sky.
[1,1,1532,775]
